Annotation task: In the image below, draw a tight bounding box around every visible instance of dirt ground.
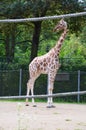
[0,101,86,130]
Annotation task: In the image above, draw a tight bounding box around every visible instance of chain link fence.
[0,69,86,102]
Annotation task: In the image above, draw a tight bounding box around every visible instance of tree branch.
[16,40,32,44]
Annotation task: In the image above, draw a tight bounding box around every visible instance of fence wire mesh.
[0,70,86,102]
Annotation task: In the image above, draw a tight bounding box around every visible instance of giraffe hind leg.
[26,80,31,106]
[26,78,36,106]
[31,87,37,107]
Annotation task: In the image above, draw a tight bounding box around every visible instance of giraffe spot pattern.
[58,44,61,48]
[60,38,64,42]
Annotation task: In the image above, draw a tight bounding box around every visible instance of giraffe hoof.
[25,104,29,106]
[33,104,37,107]
[51,105,56,108]
[46,106,52,108]
[46,105,56,108]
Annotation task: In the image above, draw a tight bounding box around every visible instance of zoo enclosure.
[0,69,86,102]
[0,12,86,102]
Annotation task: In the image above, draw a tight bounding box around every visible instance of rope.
[0,12,86,23]
[0,91,86,99]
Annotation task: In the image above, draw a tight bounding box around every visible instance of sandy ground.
[0,101,86,130]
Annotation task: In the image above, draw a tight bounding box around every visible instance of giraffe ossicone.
[26,19,68,108]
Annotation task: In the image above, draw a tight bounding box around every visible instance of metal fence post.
[77,70,80,102]
[19,69,22,96]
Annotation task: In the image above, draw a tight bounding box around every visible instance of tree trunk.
[5,24,16,62]
[5,33,10,62]
[10,24,16,61]
[30,21,42,61]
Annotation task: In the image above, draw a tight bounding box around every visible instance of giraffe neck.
[54,29,68,56]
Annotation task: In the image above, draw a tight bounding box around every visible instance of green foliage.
[37,31,86,71]
[14,46,30,69]
[60,34,86,71]
[60,34,86,58]
[0,43,5,56]
[80,25,86,45]
[0,0,86,70]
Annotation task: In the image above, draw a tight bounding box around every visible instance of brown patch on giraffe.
[51,66,53,69]
[43,63,46,67]
[58,44,61,48]
[37,64,40,70]
[34,59,37,62]
[40,67,43,70]
[40,62,43,65]
[54,65,56,69]
[57,50,60,55]
[57,50,60,53]
[45,62,48,66]
[60,38,64,43]
[44,68,46,71]
[55,58,58,62]
[57,54,59,56]
[43,58,46,62]
[48,58,50,62]
[49,63,51,67]
[55,55,57,59]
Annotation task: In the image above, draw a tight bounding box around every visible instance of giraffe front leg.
[47,87,55,108]
[47,87,53,108]
[47,78,54,108]
[31,87,37,107]
[47,72,56,108]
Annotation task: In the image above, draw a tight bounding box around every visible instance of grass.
[0,98,86,104]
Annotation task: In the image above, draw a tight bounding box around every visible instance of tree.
[24,0,85,61]
[24,0,58,61]
[80,25,86,45]
[0,0,25,61]
[0,0,85,62]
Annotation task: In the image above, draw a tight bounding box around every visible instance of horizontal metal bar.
[0,91,86,99]
[0,12,86,23]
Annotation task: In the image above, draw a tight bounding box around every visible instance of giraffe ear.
[60,18,64,24]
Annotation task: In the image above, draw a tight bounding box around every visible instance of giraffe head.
[53,19,67,32]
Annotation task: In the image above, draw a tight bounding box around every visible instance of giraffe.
[26,19,68,108]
